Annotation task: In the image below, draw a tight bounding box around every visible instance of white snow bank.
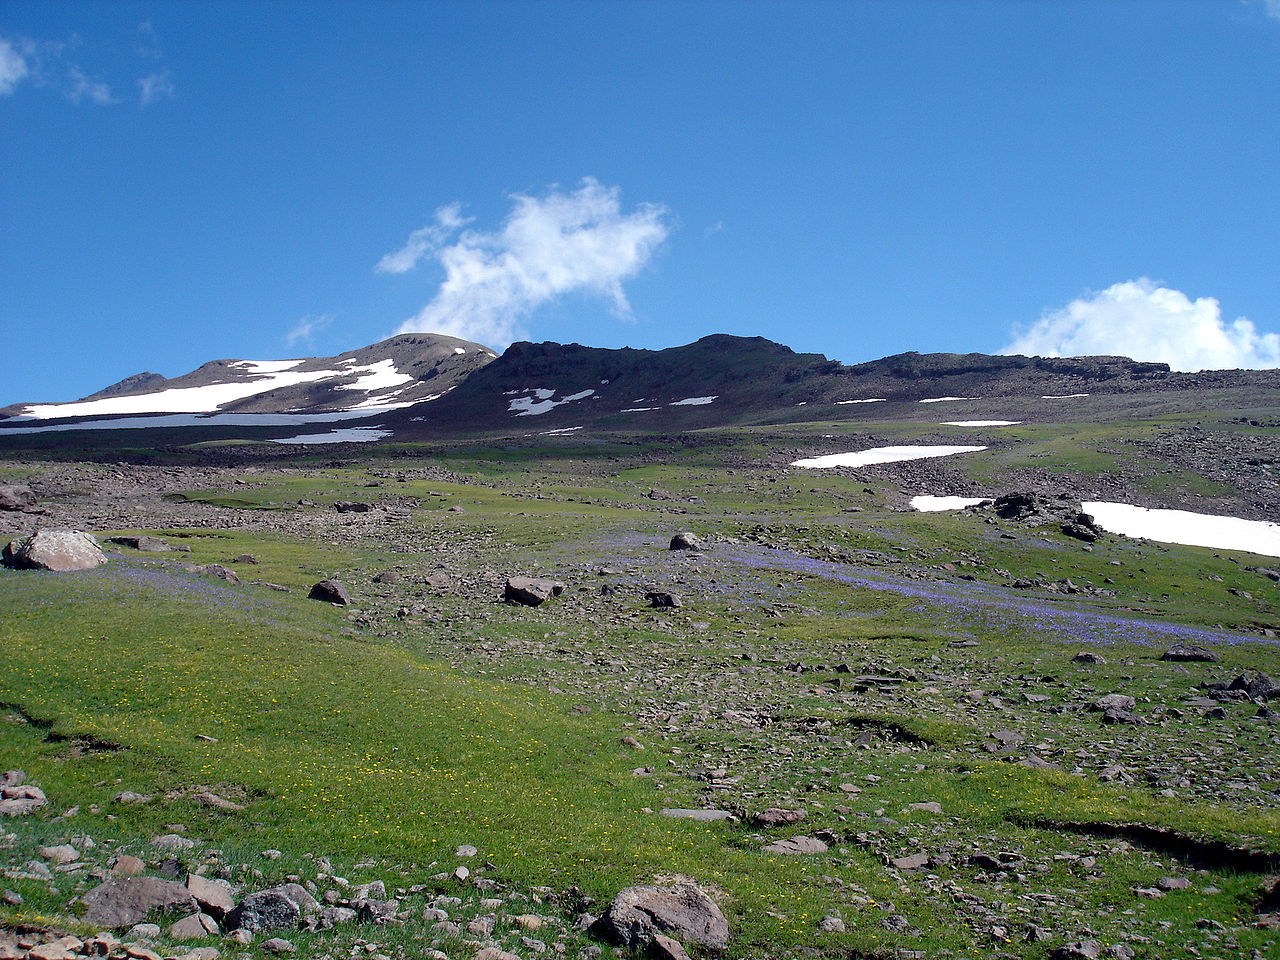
[540,426,583,435]
[1042,393,1089,399]
[942,420,1021,427]
[918,396,979,404]
[335,358,414,393]
[0,406,405,434]
[622,407,658,413]
[270,427,391,444]
[836,398,887,405]
[508,388,595,416]
[791,445,988,469]
[670,396,717,406]
[910,495,991,512]
[1082,502,1280,559]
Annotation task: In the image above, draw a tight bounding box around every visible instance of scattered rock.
[669,532,706,551]
[752,808,807,828]
[333,501,372,514]
[1050,941,1103,960]
[659,808,733,821]
[890,853,930,871]
[1072,652,1106,665]
[186,874,236,916]
[225,890,301,932]
[308,580,352,605]
[0,778,47,816]
[82,877,197,928]
[2,529,107,572]
[1161,644,1220,663]
[593,883,730,951]
[107,535,171,552]
[168,913,219,940]
[259,939,295,954]
[762,836,828,855]
[504,576,565,607]
[0,484,38,512]
[645,591,682,608]
[111,856,146,878]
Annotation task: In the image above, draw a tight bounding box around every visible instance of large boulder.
[593,882,729,951]
[504,576,565,607]
[669,532,706,551]
[81,878,197,928]
[3,529,107,572]
[308,580,351,605]
[0,484,37,512]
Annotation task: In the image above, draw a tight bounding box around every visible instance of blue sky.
[3,0,1279,406]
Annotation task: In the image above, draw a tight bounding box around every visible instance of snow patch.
[791,445,988,469]
[836,398,887,405]
[541,426,583,435]
[621,407,658,413]
[508,388,595,417]
[336,358,414,393]
[270,427,391,444]
[1082,502,1280,560]
[942,420,1021,427]
[453,347,466,355]
[0,407,405,434]
[918,396,979,404]
[911,495,991,512]
[1042,393,1089,400]
[670,396,717,406]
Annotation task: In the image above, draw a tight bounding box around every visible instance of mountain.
[0,334,497,422]
[2,331,1277,445]
[386,334,1280,438]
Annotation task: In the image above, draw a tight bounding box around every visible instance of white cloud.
[285,314,332,348]
[385,178,670,348]
[138,70,174,105]
[1002,278,1280,372]
[375,202,471,274]
[0,36,29,95]
[1265,0,1280,21]
[67,66,114,105]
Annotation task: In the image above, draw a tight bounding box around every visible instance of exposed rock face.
[593,882,729,951]
[308,580,351,605]
[504,576,565,606]
[81,877,197,928]
[2,529,107,571]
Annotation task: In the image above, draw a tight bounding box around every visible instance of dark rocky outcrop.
[308,580,352,605]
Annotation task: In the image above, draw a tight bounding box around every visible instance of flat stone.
[906,802,944,815]
[111,855,146,878]
[891,853,930,871]
[659,808,734,821]
[168,914,218,940]
[186,874,236,915]
[762,836,828,855]
[504,576,565,606]
[82,878,197,928]
[39,844,80,864]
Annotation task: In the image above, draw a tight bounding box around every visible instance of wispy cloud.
[67,66,114,105]
[285,314,332,348]
[135,21,162,59]
[375,202,471,274]
[0,36,28,96]
[382,178,670,349]
[1002,278,1280,372]
[1264,0,1280,21]
[138,70,174,105]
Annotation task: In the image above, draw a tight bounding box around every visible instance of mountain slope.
[1,334,497,421]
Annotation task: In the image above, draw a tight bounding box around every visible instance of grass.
[2,428,1279,959]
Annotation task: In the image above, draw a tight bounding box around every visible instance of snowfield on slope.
[791,445,987,469]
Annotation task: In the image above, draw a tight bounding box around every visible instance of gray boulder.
[108,535,171,553]
[0,775,47,816]
[0,484,37,512]
[669,532,706,551]
[226,890,301,932]
[593,882,729,951]
[3,529,107,572]
[82,878,197,928]
[504,576,565,606]
[1161,644,1220,663]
